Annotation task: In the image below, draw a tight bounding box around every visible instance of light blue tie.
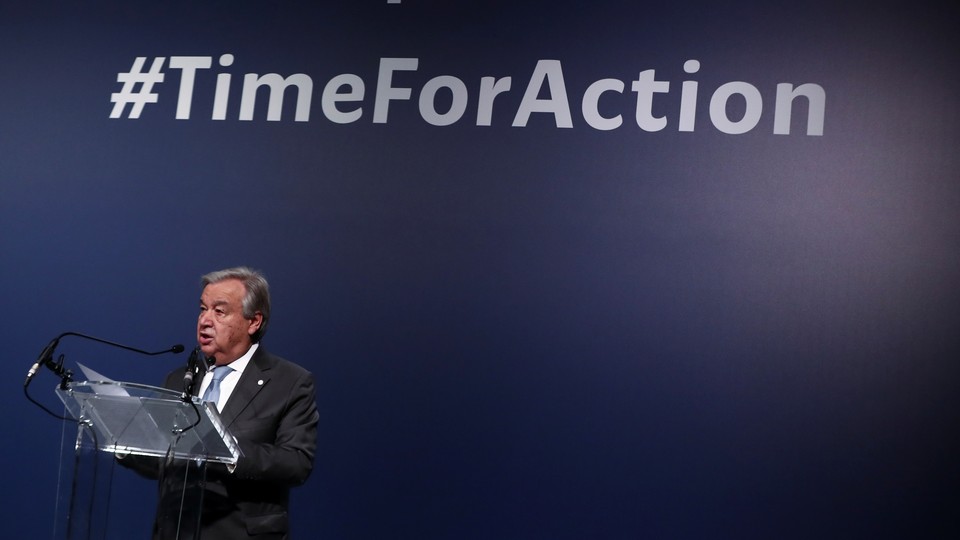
[203,365,233,406]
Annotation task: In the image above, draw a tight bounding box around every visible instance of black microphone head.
[171,344,185,354]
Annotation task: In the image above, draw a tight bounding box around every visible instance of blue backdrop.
[3,2,958,538]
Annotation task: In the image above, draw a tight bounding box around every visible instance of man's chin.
[198,344,217,359]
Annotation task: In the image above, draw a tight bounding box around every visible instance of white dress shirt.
[197,342,257,411]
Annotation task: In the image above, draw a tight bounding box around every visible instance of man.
[154,267,319,539]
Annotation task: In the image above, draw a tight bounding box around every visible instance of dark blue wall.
[3,2,958,538]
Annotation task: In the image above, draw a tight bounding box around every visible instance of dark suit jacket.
[152,345,319,539]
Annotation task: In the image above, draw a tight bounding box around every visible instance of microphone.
[182,346,206,397]
[23,331,185,387]
[24,336,62,386]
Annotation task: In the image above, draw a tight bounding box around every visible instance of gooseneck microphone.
[23,331,185,388]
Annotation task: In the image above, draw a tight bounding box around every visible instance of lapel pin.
[258,379,264,386]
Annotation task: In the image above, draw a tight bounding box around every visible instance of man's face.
[197,279,262,365]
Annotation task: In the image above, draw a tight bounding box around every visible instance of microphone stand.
[23,331,185,420]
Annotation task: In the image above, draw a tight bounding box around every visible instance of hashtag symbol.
[110,57,166,119]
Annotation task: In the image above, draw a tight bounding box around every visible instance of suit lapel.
[220,346,273,428]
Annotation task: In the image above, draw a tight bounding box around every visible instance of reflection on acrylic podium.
[53,380,240,540]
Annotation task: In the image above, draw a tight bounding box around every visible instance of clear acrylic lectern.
[54,380,241,540]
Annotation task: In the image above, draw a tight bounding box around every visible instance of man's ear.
[247,312,263,336]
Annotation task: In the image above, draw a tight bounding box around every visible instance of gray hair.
[201,266,271,342]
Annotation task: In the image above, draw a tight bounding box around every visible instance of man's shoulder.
[252,345,312,377]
